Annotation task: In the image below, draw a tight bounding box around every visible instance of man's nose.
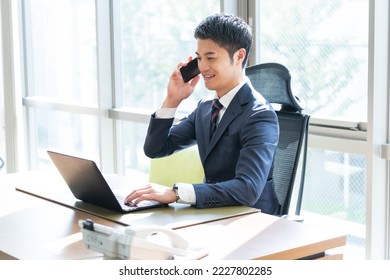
[197,60,208,72]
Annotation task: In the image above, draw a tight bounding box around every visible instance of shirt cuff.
[155,107,177,119]
[175,183,196,204]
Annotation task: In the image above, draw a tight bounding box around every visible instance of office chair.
[148,146,204,187]
[246,63,310,217]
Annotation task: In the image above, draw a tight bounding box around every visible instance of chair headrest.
[246,63,303,111]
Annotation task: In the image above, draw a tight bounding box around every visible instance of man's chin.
[203,81,215,91]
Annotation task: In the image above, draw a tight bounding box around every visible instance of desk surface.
[12,170,259,229]
[0,171,346,260]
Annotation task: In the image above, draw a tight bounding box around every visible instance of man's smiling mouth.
[203,74,215,80]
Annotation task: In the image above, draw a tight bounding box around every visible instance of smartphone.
[180,58,200,83]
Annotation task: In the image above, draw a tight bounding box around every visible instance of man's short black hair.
[194,13,253,68]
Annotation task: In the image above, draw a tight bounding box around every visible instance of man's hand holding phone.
[164,57,201,108]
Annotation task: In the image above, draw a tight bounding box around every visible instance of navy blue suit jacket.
[144,82,280,214]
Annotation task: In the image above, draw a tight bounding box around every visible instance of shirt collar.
[216,77,248,109]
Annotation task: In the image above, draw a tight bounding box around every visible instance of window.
[117,0,217,111]
[22,0,99,167]
[113,0,220,174]
[21,0,220,170]
[258,0,368,121]
[257,0,368,258]
[26,0,98,104]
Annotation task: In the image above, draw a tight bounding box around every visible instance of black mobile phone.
[180,58,200,83]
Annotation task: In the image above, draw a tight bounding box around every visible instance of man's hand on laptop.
[124,184,175,206]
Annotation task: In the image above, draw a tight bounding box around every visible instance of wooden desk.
[0,172,346,260]
[177,212,346,260]
[0,189,123,260]
[10,170,259,228]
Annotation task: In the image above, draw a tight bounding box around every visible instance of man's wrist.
[162,97,181,108]
[172,183,196,204]
[155,107,177,119]
[172,184,180,202]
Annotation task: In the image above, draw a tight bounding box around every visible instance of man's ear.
[235,48,246,66]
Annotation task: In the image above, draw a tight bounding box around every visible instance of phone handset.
[125,225,192,258]
[79,219,208,260]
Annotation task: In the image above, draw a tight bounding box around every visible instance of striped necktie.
[210,98,223,138]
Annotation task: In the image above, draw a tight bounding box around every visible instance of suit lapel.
[203,101,213,145]
[205,83,252,157]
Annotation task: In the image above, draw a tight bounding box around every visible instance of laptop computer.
[47,150,167,213]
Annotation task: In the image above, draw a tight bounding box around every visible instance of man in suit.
[125,13,280,215]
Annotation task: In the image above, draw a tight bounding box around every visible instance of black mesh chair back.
[246,63,310,216]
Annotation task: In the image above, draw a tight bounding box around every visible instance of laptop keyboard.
[115,194,163,211]
[115,194,137,210]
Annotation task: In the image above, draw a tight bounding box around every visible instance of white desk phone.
[79,219,209,260]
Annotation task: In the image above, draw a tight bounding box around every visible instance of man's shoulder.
[236,82,269,105]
